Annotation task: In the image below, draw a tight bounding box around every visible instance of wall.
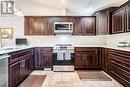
[0,16,106,46]
[0,16,24,46]
[106,33,130,47]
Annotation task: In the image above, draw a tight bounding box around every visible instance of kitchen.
[0,0,130,87]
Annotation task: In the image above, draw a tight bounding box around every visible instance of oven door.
[53,52,74,65]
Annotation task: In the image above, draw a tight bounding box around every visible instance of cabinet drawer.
[42,47,53,53]
[75,47,96,52]
[111,62,130,78]
[109,49,130,87]
[110,49,130,58]
[111,64,130,87]
[110,54,130,69]
[9,49,33,63]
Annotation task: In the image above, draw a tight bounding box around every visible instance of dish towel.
[65,52,71,60]
[57,52,64,60]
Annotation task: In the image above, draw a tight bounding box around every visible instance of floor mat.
[77,70,111,81]
[18,75,46,87]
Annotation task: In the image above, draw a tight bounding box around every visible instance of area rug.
[18,75,46,87]
[77,70,111,81]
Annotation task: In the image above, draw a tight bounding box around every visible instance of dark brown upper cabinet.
[24,17,54,35]
[95,8,116,35]
[25,16,96,36]
[81,17,96,35]
[73,17,82,35]
[126,3,130,32]
[73,17,96,35]
[96,11,110,35]
[112,7,126,34]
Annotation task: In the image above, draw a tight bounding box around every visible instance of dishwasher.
[0,54,10,87]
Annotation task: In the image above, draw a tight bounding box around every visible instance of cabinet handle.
[21,60,25,67]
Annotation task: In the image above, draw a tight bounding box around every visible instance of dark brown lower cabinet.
[9,61,21,87]
[42,53,53,68]
[20,57,31,81]
[34,47,53,70]
[8,47,130,87]
[9,49,34,87]
[101,48,110,74]
[75,47,100,69]
[34,48,43,70]
[109,49,130,87]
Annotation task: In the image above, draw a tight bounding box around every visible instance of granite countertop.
[0,45,130,55]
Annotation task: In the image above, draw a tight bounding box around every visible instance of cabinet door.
[24,17,54,35]
[102,48,110,73]
[73,17,82,35]
[47,17,55,35]
[75,48,99,69]
[34,48,43,70]
[9,61,21,87]
[43,53,53,68]
[82,17,96,35]
[42,48,53,68]
[102,49,105,70]
[112,7,126,34]
[126,4,130,32]
[84,52,98,69]
[28,56,34,73]
[20,58,29,81]
[96,11,109,35]
[75,52,85,69]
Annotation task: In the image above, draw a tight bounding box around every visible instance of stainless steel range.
[53,44,74,71]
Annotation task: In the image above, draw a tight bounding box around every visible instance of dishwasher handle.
[0,54,11,60]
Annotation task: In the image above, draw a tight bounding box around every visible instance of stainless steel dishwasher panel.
[0,54,10,87]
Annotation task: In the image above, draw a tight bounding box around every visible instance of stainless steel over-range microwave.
[54,22,73,34]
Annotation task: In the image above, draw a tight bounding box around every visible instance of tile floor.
[30,70,124,87]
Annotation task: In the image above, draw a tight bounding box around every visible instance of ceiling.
[15,0,128,16]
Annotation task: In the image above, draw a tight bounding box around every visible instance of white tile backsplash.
[106,33,130,47]
[26,35,106,46]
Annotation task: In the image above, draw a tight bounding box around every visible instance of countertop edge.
[0,45,130,55]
